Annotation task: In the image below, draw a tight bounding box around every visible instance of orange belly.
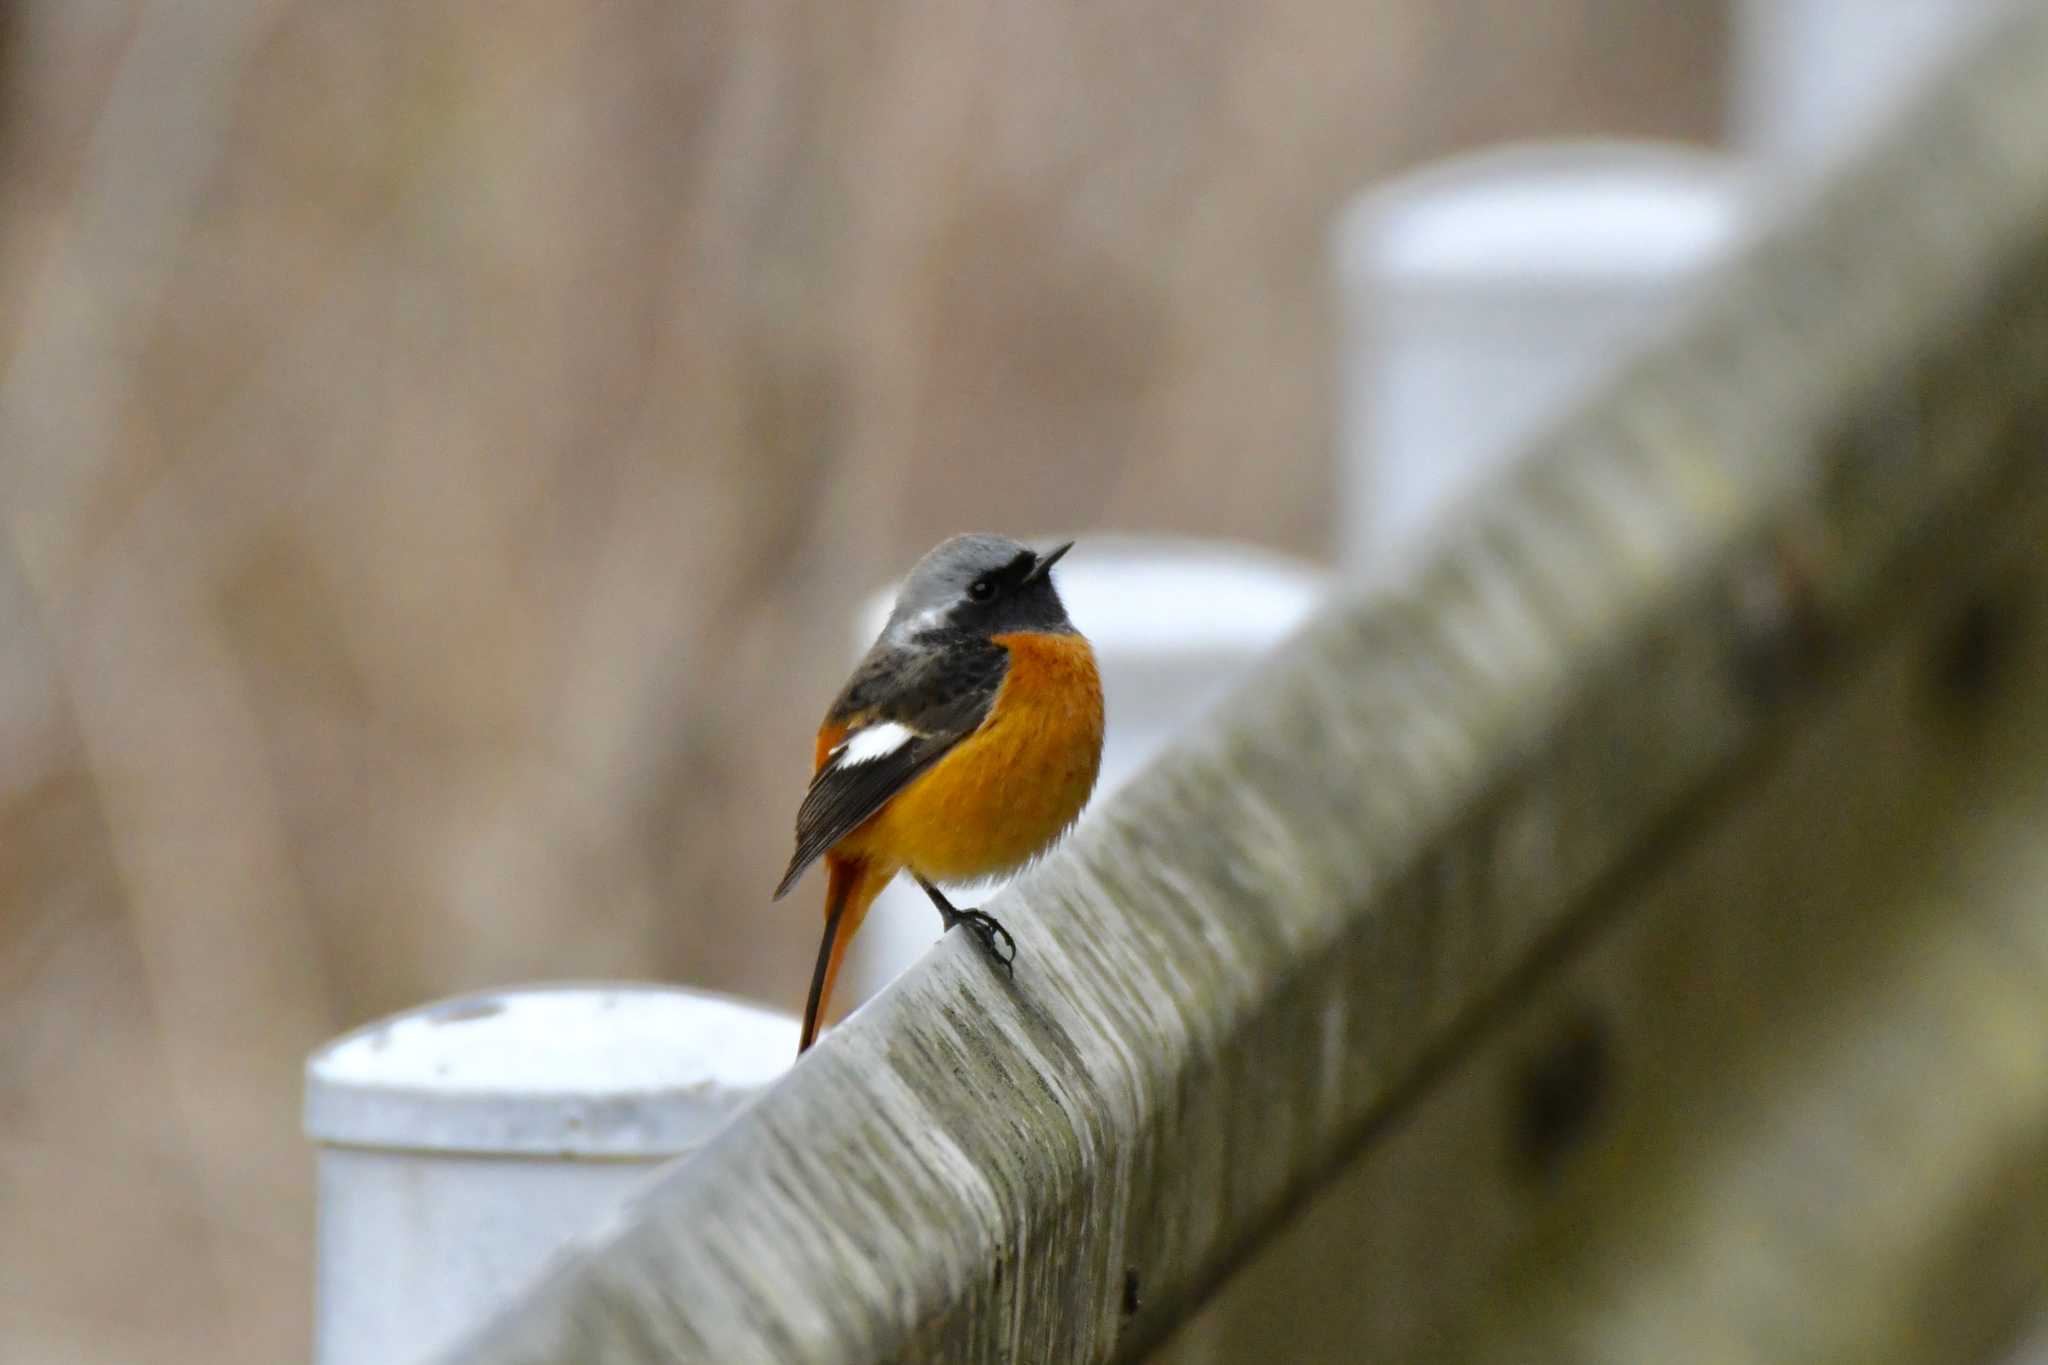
[842,630,1103,883]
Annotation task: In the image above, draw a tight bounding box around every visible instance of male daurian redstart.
[774,534,1104,1053]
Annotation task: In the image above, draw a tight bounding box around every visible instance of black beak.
[1025,540,1074,584]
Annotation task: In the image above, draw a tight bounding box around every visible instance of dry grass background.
[0,2,1719,1359]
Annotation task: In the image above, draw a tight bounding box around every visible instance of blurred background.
[0,2,1745,1360]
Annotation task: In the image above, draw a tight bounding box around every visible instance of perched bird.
[775,534,1104,1053]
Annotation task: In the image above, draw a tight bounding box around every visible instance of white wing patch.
[886,604,952,643]
[832,721,917,767]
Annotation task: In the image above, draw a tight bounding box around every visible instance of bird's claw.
[945,906,1016,976]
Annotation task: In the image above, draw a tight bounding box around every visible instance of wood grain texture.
[1178,512,2048,1364]
[441,10,2048,1362]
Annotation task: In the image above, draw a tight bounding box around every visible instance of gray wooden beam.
[442,7,2048,1361]
[1170,484,2048,1364]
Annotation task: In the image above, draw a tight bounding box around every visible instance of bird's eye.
[968,577,995,602]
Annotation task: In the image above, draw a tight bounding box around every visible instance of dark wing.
[773,633,1008,899]
[772,728,955,899]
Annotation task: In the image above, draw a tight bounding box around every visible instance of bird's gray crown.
[881,533,1073,642]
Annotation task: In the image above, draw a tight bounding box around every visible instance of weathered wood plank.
[1170,475,2048,1363]
[443,8,2048,1362]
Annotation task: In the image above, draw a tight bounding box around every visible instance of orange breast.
[846,631,1103,883]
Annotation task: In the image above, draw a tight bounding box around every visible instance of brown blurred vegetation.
[0,2,1719,1359]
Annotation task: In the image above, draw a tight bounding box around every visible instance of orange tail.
[800,858,883,1053]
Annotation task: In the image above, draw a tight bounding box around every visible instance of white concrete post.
[1731,0,2010,172]
[304,983,796,1365]
[1331,140,1746,576]
[837,535,1331,1010]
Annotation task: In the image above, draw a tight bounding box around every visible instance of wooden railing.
[442,7,2048,1361]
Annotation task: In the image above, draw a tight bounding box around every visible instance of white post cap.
[306,984,797,1364]
[1332,139,1747,575]
[305,982,796,1157]
[1731,0,2011,173]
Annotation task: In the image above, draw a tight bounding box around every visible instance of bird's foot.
[941,905,1016,976]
